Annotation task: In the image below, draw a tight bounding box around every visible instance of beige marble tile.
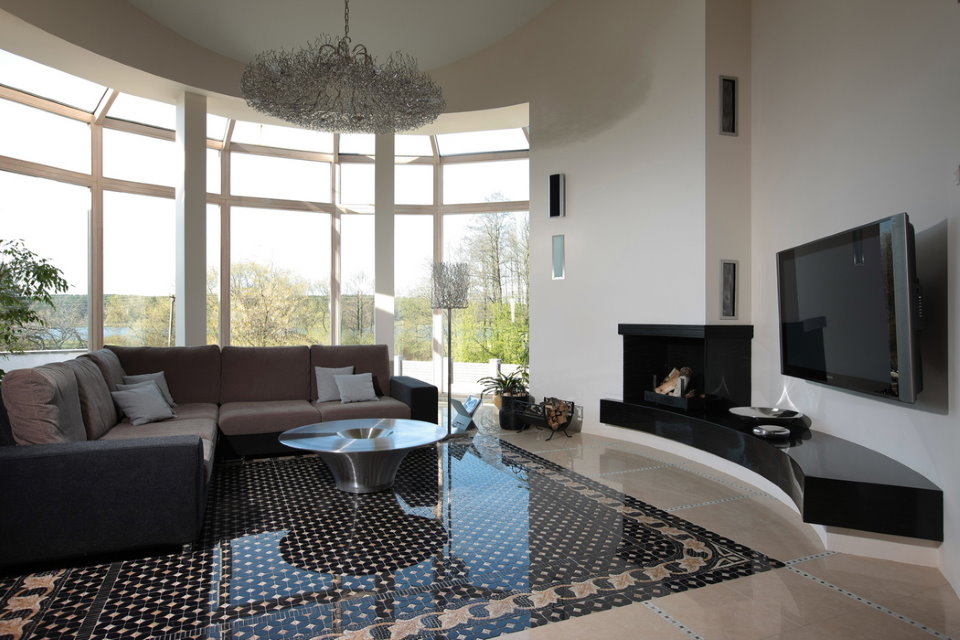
[894,583,960,637]
[761,604,935,640]
[655,581,805,640]
[497,603,692,640]
[676,495,824,562]
[532,445,666,478]
[596,464,749,510]
[797,553,949,611]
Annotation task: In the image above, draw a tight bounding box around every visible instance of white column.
[374,134,395,352]
[175,91,207,346]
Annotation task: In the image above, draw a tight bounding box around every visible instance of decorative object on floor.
[449,393,483,434]
[2,441,782,640]
[752,424,792,438]
[512,396,576,441]
[730,406,804,421]
[240,0,445,133]
[654,366,694,397]
[432,262,470,437]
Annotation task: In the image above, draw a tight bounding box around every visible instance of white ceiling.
[127,0,555,71]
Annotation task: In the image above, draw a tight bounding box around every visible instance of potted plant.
[0,239,68,381]
[478,365,529,429]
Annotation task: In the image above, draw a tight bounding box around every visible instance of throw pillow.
[315,365,354,403]
[334,372,378,404]
[122,372,176,407]
[111,383,176,426]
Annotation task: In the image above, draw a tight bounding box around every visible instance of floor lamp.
[431,262,469,437]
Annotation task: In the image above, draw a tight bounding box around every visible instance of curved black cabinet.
[599,399,943,541]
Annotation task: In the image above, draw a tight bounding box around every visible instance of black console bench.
[602,323,943,542]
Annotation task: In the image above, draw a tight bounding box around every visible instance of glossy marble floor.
[497,426,960,640]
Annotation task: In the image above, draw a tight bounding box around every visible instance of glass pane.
[339,133,375,155]
[436,128,528,155]
[0,98,90,173]
[340,163,374,205]
[396,164,433,205]
[395,135,433,157]
[231,120,333,152]
[107,93,176,129]
[230,153,330,202]
[395,215,434,380]
[207,114,229,140]
[340,214,374,345]
[443,211,529,365]
[0,171,90,351]
[103,191,176,347]
[443,159,529,204]
[0,48,107,111]
[103,128,177,187]
[207,204,220,345]
[231,207,331,346]
[206,148,220,194]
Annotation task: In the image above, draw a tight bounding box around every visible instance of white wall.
[751,0,960,586]
[435,0,711,424]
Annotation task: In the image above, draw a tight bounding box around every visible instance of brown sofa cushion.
[221,346,310,403]
[218,400,320,436]
[107,345,221,404]
[310,345,391,401]
[1,362,87,445]
[81,348,126,392]
[314,397,410,422]
[66,357,118,440]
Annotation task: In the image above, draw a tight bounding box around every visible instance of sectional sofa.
[0,343,437,567]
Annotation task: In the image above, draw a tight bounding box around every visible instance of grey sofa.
[0,343,437,567]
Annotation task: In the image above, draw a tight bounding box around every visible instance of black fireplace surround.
[600,324,943,542]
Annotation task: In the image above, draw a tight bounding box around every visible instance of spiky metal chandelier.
[240,0,445,134]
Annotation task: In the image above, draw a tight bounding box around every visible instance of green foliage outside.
[0,239,70,378]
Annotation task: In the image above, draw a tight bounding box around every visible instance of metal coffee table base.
[279,419,447,494]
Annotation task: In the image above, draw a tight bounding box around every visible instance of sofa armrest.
[0,435,206,567]
[390,376,438,424]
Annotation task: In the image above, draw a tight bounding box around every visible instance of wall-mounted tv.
[777,212,923,403]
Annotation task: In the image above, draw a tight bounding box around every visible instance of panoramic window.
[436,128,528,156]
[443,211,530,365]
[103,128,177,187]
[106,93,176,130]
[395,214,434,381]
[339,134,376,156]
[103,191,176,347]
[395,164,433,205]
[443,159,530,204]
[230,207,331,346]
[230,152,331,202]
[339,163,374,205]
[339,214,375,345]
[0,171,90,351]
[0,48,107,111]
[231,120,333,153]
[0,98,90,173]
[206,204,221,345]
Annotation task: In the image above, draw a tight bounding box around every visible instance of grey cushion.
[1,362,87,444]
[111,383,175,426]
[315,366,354,402]
[107,345,221,404]
[123,372,176,407]
[65,357,118,440]
[335,373,378,403]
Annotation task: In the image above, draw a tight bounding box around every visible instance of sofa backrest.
[221,346,310,403]
[1,362,87,445]
[66,357,118,440]
[310,344,391,401]
[106,345,221,404]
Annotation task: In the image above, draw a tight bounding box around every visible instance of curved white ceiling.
[127,0,555,71]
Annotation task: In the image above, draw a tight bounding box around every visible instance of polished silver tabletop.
[279,418,446,454]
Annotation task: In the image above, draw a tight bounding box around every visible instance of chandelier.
[240,0,445,134]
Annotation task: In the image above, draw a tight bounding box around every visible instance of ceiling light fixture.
[240,0,445,134]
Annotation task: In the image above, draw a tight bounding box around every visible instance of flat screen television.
[777,212,923,403]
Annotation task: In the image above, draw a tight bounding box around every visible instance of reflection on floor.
[1,420,958,640]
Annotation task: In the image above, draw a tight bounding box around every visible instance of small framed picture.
[720,259,738,319]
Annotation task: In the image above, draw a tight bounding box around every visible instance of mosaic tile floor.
[1,435,784,640]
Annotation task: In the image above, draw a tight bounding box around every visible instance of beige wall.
[751,0,960,586]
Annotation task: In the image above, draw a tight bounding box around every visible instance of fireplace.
[620,324,753,415]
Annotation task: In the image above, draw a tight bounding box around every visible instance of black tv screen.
[777,212,922,403]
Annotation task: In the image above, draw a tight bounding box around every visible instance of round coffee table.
[278,418,446,493]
